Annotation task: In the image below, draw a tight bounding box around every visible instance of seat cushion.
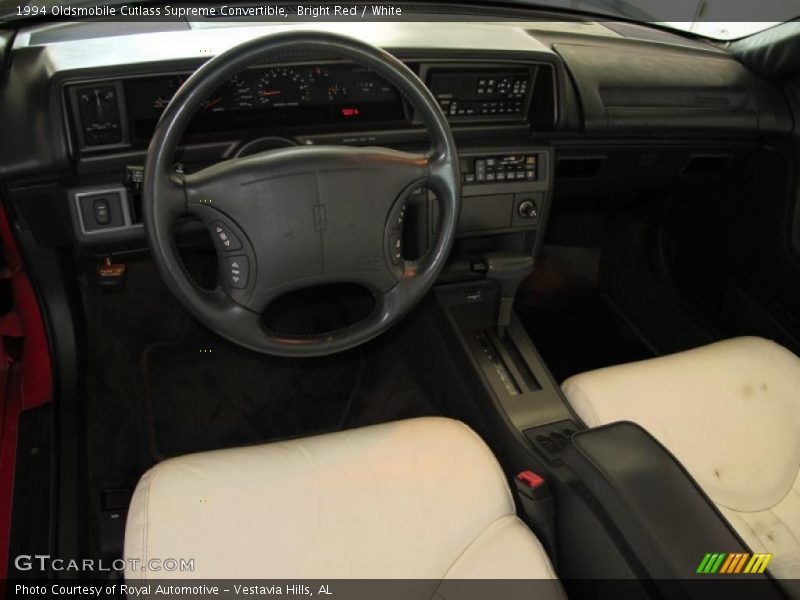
[124,417,561,583]
[562,336,800,577]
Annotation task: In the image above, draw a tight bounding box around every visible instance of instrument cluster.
[131,63,398,117]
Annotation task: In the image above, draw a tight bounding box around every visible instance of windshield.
[658,22,783,40]
[505,0,796,40]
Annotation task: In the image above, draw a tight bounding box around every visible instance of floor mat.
[142,335,439,459]
[142,338,365,458]
[516,294,654,384]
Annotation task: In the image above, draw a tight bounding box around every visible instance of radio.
[424,66,534,121]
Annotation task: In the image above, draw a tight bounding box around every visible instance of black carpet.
[142,338,368,458]
[142,334,439,459]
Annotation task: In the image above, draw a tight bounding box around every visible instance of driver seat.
[124,417,563,589]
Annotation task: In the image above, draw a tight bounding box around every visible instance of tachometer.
[256,68,310,107]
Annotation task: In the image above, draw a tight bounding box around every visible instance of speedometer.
[256,68,310,107]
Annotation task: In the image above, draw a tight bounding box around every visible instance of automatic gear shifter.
[473,251,534,337]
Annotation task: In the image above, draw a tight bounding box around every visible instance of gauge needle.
[259,90,281,96]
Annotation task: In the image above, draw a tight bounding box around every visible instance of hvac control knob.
[517,199,538,219]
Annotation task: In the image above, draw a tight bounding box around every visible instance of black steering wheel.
[143,31,460,357]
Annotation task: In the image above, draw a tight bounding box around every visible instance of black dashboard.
[65,60,548,153]
[0,19,793,270]
[59,56,556,261]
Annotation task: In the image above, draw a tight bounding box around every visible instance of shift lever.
[473,251,534,338]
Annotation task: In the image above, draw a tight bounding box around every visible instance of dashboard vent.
[556,157,604,179]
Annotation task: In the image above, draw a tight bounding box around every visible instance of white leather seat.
[562,336,800,579]
[124,417,562,587]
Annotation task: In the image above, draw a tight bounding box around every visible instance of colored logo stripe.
[719,553,736,573]
[697,553,726,573]
[697,553,773,574]
[745,553,773,574]
[720,553,748,573]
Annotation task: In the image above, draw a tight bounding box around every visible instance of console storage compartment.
[565,423,785,597]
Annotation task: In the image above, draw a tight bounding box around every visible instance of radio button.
[211,221,242,252]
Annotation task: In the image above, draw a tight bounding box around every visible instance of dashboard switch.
[224,256,249,289]
[74,188,127,232]
[211,221,242,251]
[94,198,111,225]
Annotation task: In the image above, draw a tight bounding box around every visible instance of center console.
[431,277,794,595]
[436,279,576,439]
[431,274,791,596]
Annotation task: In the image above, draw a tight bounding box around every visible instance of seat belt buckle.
[515,470,558,564]
[516,470,548,499]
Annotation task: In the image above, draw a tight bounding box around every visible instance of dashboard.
[0,19,792,267]
[65,60,548,151]
[61,57,554,256]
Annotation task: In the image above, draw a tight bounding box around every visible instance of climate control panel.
[429,148,551,239]
[463,153,539,184]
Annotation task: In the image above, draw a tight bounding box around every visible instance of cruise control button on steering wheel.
[224,256,249,289]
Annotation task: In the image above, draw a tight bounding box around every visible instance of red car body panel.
[0,200,53,578]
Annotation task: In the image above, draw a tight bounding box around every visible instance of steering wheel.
[143,31,460,357]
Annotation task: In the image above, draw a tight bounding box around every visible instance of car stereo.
[422,65,535,122]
